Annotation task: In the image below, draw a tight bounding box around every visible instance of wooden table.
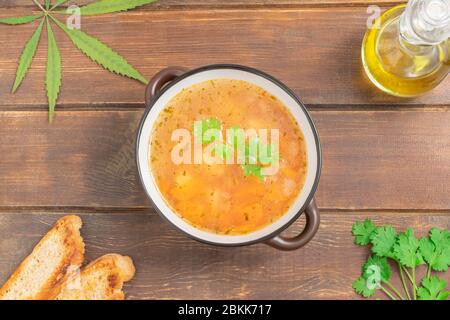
[0,0,449,300]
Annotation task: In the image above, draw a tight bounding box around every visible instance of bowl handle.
[145,66,189,107]
[265,198,320,251]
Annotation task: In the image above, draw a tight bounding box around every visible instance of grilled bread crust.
[56,254,135,300]
[0,215,85,300]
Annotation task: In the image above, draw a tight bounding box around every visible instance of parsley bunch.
[0,0,158,121]
[352,219,450,300]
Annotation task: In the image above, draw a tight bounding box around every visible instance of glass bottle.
[362,0,450,97]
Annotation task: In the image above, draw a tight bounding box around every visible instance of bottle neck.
[400,0,450,45]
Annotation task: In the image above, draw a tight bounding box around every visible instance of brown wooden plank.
[5,0,407,9]
[1,109,450,210]
[0,7,448,108]
[0,211,448,299]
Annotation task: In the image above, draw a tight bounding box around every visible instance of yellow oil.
[362,5,450,97]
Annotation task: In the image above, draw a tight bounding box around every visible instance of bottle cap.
[401,0,450,44]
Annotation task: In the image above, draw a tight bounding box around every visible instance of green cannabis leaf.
[51,0,70,11]
[51,17,148,84]
[0,0,157,121]
[352,219,450,300]
[12,19,44,93]
[0,14,42,25]
[77,0,158,16]
[46,19,61,122]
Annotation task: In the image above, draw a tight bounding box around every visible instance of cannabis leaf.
[77,0,159,16]
[0,0,157,121]
[417,276,450,300]
[352,219,376,245]
[12,19,44,93]
[51,17,147,84]
[0,15,42,25]
[46,19,62,122]
[51,0,69,10]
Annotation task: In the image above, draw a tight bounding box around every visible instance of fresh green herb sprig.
[193,118,279,180]
[352,219,450,300]
[0,0,158,121]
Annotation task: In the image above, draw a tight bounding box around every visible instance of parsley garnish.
[193,118,279,180]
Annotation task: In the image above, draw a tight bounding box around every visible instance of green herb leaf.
[45,0,51,10]
[51,17,148,84]
[12,19,44,93]
[430,228,450,248]
[193,118,222,145]
[241,164,264,180]
[420,228,450,272]
[76,0,158,15]
[46,20,62,122]
[212,143,233,162]
[393,228,424,268]
[0,15,42,25]
[362,255,391,282]
[370,225,397,258]
[352,277,376,298]
[352,219,376,245]
[417,276,450,300]
[51,0,70,10]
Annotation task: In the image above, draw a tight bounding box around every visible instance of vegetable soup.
[149,79,307,235]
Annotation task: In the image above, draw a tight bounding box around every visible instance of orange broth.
[149,79,307,235]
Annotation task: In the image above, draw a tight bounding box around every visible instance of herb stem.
[426,265,432,279]
[398,262,412,300]
[403,267,414,284]
[50,0,70,11]
[380,285,397,300]
[412,268,417,300]
[384,281,405,300]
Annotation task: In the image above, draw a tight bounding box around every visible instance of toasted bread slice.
[0,215,85,300]
[56,254,135,300]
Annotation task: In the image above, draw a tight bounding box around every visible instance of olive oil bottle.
[362,0,450,97]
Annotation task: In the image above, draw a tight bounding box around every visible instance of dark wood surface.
[5,0,407,9]
[0,0,448,300]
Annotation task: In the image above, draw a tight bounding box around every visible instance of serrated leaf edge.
[12,18,45,93]
[51,16,147,84]
[46,19,62,122]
